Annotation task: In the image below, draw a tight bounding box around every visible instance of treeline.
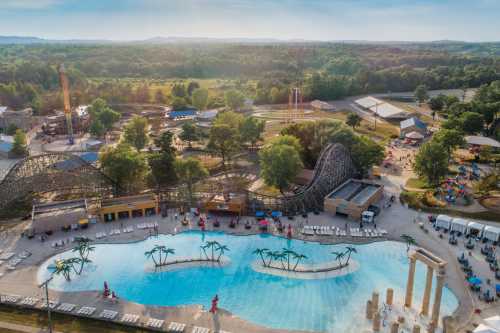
[0,43,498,112]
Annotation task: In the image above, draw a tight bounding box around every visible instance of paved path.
[0,320,61,333]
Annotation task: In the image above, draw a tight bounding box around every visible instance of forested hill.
[0,41,498,114]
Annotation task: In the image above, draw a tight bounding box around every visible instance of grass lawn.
[405,178,432,190]
[0,304,154,333]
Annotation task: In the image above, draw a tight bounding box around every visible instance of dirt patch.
[480,196,500,213]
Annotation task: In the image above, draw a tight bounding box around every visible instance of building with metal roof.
[355,96,408,119]
[400,117,428,138]
[465,136,500,148]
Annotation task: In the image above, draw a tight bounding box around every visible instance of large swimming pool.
[38,231,458,332]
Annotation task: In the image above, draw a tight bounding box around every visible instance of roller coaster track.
[246,143,355,214]
[0,153,118,210]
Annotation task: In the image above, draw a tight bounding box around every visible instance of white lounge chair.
[192,326,211,333]
[20,297,39,307]
[77,306,96,316]
[146,318,164,329]
[121,313,140,324]
[0,294,19,303]
[168,322,186,332]
[40,300,58,309]
[57,303,76,312]
[100,309,118,320]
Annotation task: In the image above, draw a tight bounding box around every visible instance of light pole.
[39,277,53,333]
[368,101,384,131]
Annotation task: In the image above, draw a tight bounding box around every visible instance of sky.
[0,0,499,42]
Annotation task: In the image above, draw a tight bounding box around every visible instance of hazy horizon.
[1,0,499,42]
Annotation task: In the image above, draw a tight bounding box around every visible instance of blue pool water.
[38,231,458,332]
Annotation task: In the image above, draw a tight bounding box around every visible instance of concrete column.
[413,325,421,333]
[372,292,380,314]
[366,300,373,320]
[421,266,434,316]
[390,322,399,333]
[373,312,381,332]
[430,273,445,330]
[386,288,394,306]
[405,256,417,308]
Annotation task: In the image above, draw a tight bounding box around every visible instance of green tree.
[99,143,149,192]
[155,89,167,104]
[171,83,187,98]
[179,121,199,148]
[89,119,105,138]
[401,234,417,252]
[259,140,303,194]
[428,94,447,112]
[10,129,28,157]
[252,248,270,267]
[148,131,177,189]
[207,124,241,168]
[224,90,245,111]
[346,112,362,129]
[350,135,385,176]
[171,96,187,111]
[187,81,200,96]
[414,140,448,186]
[123,116,149,150]
[5,124,18,136]
[414,84,429,104]
[433,129,465,161]
[269,135,302,153]
[192,88,209,111]
[174,158,208,205]
[240,117,265,148]
[460,112,484,134]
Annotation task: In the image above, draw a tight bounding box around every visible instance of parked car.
[367,205,380,216]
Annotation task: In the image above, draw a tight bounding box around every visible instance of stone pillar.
[386,288,394,306]
[366,300,373,320]
[372,292,380,314]
[421,266,434,316]
[405,256,417,308]
[430,273,445,330]
[373,312,381,332]
[390,322,399,333]
[413,325,421,333]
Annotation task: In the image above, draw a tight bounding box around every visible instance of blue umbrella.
[255,211,265,218]
[271,211,282,218]
[496,284,500,292]
[468,277,482,285]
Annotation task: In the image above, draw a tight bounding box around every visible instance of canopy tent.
[473,324,500,333]
[483,226,500,242]
[271,211,282,218]
[405,131,424,140]
[435,215,453,230]
[255,211,265,218]
[485,316,500,331]
[450,218,469,233]
[465,136,500,148]
[467,222,485,237]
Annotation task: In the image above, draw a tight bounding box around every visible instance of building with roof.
[324,179,383,220]
[354,96,408,119]
[310,100,335,111]
[167,108,197,120]
[400,117,428,138]
[465,136,500,148]
[0,107,34,132]
[99,194,159,222]
[30,199,89,234]
[196,109,219,122]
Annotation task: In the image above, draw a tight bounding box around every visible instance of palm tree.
[282,248,296,270]
[273,251,287,269]
[54,259,73,281]
[332,251,346,267]
[265,250,276,267]
[216,244,229,262]
[72,257,92,274]
[344,246,357,265]
[292,253,308,271]
[253,248,270,267]
[203,241,220,261]
[401,234,417,252]
[159,247,175,265]
[200,244,210,260]
[145,248,159,266]
[72,238,95,261]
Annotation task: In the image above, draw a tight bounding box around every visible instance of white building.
[355,96,408,119]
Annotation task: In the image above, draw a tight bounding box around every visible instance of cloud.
[0,0,63,9]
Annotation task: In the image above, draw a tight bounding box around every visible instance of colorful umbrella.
[259,220,269,226]
[469,277,482,285]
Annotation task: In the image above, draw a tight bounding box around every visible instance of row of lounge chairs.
[0,250,32,271]
[0,294,230,333]
[300,225,387,238]
[137,222,159,230]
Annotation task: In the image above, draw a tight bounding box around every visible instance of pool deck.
[0,192,496,332]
